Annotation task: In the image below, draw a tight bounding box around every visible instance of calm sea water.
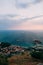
[0,30,43,47]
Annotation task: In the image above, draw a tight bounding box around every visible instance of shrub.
[0,54,9,65]
[30,51,43,60]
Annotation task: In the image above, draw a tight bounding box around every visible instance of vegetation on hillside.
[0,42,11,48]
[0,54,9,65]
[8,51,43,65]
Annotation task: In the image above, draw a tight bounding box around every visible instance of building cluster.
[0,45,25,57]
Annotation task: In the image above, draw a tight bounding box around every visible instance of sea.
[0,30,43,48]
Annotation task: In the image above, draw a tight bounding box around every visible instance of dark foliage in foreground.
[0,54,9,65]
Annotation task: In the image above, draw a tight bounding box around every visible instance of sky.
[0,0,43,30]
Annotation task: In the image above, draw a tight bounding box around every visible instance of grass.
[8,51,43,65]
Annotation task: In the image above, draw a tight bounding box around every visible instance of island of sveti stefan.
[0,40,43,65]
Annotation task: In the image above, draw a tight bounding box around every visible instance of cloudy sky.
[0,0,43,30]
